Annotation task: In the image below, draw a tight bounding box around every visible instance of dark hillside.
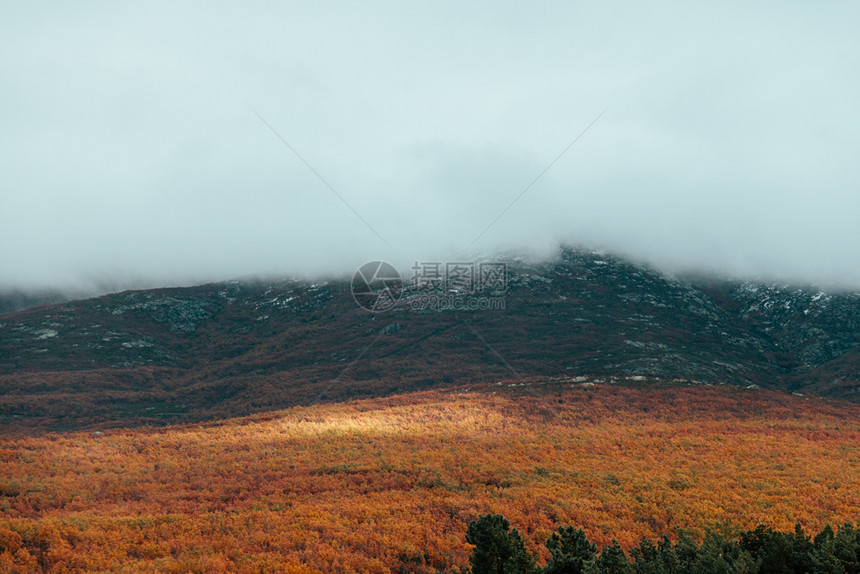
[2,248,859,430]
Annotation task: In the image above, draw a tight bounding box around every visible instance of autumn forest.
[1,382,858,572]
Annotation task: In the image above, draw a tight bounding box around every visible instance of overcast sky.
[2,1,859,291]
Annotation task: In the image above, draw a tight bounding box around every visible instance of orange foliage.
[0,383,858,572]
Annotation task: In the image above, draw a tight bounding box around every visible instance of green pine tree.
[584,540,630,574]
[466,514,537,574]
[544,525,598,574]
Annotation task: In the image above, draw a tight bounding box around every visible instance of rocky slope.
[1,247,858,430]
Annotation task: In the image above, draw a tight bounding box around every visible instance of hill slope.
[2,247,860,430]
[0,384,858,572]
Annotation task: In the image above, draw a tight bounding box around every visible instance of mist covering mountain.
[3,3,860,292]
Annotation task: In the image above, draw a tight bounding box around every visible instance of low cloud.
[2,1,859,292]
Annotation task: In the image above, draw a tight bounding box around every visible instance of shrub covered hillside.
[0,383,858,572]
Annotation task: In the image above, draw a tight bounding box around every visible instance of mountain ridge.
[2,247,859,431]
